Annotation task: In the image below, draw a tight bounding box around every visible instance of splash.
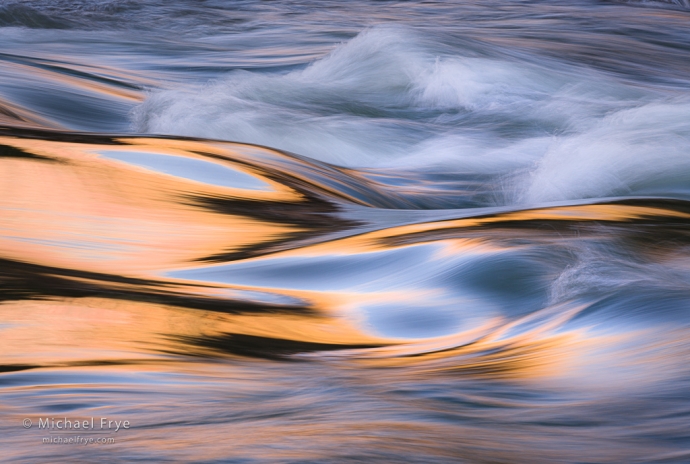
[134,27,690,207]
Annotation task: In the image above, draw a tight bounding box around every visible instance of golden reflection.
[2,133,689,384]
[0,289,638,384]
[345,303,596,380]
[0,294,388,367]
[211,202,689,263]
[0,136,305,274]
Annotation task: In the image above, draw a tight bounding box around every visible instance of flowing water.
[2,1,690,462]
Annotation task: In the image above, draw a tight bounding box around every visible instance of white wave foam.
[134,25,690,204]
[520,102,690,203]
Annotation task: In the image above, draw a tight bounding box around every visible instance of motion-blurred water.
[2,1,690,462]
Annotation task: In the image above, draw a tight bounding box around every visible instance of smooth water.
[2,1,690,462]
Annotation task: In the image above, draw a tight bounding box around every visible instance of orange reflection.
[0,136,305,274]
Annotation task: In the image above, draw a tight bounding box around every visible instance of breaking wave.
[135,26,690,206]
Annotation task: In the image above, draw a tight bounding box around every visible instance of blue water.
[2,1,690,462]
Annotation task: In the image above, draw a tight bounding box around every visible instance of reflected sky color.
[3,126,690,463]
[3,1,690,462]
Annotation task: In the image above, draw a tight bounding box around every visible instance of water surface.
[2,1,690,462]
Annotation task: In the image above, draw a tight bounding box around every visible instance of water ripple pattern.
[2,1,690,463]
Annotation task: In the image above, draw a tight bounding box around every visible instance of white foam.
[134,26,574,168]
[134,25,690,204]
[520,102,690,204]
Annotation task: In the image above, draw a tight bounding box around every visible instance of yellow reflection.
[0,137,305,274]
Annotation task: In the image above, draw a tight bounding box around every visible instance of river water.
[2,1,690,462]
